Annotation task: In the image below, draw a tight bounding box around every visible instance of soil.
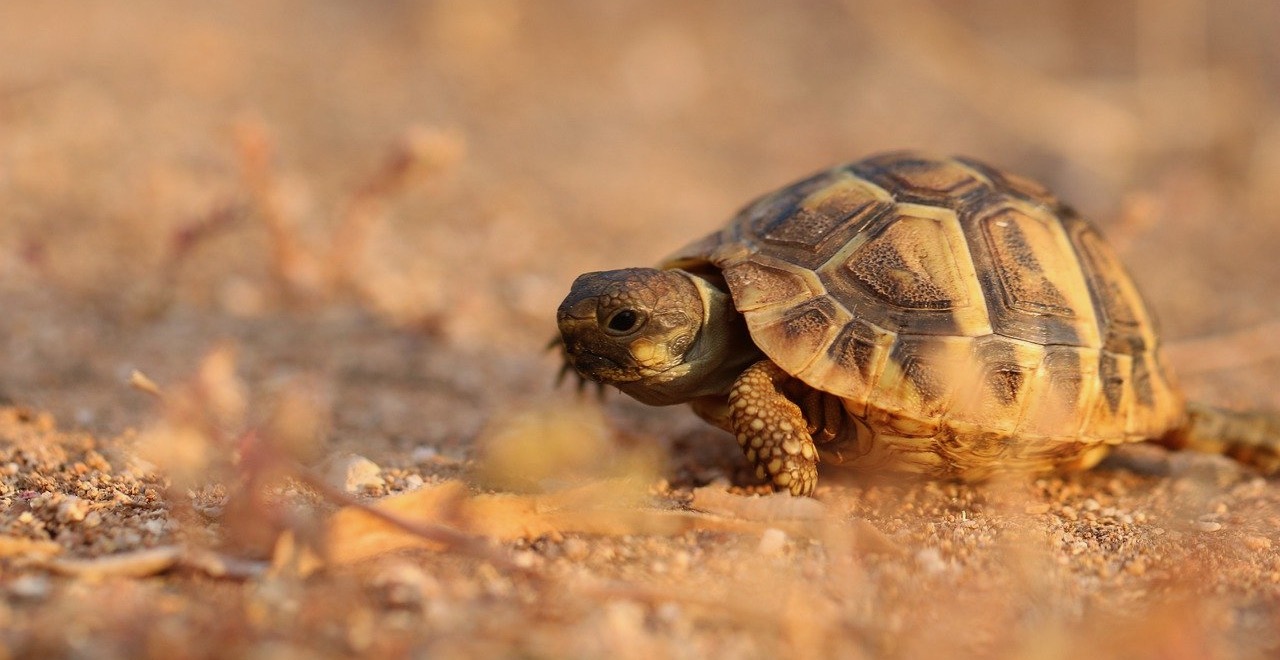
[2,1,1279,658]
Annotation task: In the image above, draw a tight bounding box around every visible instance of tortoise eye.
[605,309,641,334]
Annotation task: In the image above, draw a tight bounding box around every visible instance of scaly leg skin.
[1162,402,1280,474]
[728,360,819,496]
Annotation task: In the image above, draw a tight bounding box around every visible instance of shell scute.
[759,171,891,252]
[807,319,895,415]
[845,214,970,311]
[747,294,848,377]
[855,152,991,204]
[721,257,816,312]
[969,202,1102,347]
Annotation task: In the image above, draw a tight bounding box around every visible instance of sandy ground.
[2,1,1279,657]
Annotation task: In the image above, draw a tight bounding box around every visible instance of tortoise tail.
[1158,402,1280,475]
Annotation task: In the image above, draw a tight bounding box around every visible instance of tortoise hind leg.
[728,360,820,496]
[1159,402,1280,474]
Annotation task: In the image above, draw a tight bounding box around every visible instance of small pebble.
[326,454,385,493]
[604,601,646,638]
[56,496,89,523]
[562,538,590,562]
[141,518,166,536]
[371,562,437,609]
[8,575,52,600]
[915,548,948,575]
[1244,536,1272,551]
[410,446,439,463]
[758,528,788,555]
[1193,520,1223,533]
[655,602,683,624]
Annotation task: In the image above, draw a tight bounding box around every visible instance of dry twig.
[327,127,464,294]
[233,117,323,297]
[130,347,519,577]
[232,117,462,317]
[290,463,524,574]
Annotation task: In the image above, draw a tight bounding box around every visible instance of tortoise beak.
[556,316,643,385]
[558,327,628,381]
[564,351,622,382]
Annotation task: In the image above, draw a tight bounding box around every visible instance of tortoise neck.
[681,271,762,395]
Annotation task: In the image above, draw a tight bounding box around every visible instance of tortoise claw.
[549,335,576,387]
[556,360,574,387]
[569,369,606,401]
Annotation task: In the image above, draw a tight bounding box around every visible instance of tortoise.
[556,152,1279,496]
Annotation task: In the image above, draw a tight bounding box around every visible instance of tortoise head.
[557,268,757,405]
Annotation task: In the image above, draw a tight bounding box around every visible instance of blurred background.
[1,0,1278,424]
[2,4,1279,655]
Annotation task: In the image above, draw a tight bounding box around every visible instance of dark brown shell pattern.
[664,153,1185,477]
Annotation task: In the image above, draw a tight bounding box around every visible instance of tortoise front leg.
[728,360,819,496]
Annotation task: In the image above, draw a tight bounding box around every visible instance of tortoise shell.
[664,152,1185,477]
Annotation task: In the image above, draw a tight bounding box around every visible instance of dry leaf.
[0,535,63,560]
[325,480,471,565]
[271,530,325,577]
[322,479,838,568]
[44,546,183,579]
[849,518,902,555]
[690,485,828,521]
